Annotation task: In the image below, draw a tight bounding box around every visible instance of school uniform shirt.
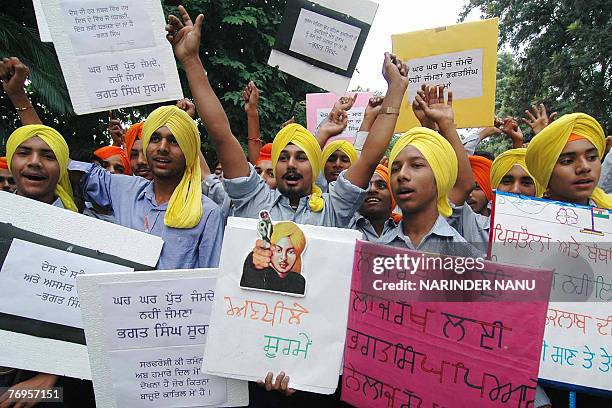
[448,202,490,251]
[82,202,115,223]
[349,213,398,243]
[223,164,366,228]
[381,215,484,258]
[598,149,612,194]
[70,161,223,270]
[202,174,232,223]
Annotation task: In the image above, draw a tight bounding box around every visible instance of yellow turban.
[272,124,324,212]
[389,127,457,217]
[6,125,77,212]
[321,140,358,168]
[271,221,306,272]
[525,113,611,208]
[490,148,545,197]
[142,106,202,228]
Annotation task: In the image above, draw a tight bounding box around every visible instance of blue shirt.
[223,165,366,227]
[70,161,223,270]
[448,203,490,247]
[349,213,398,243]
[381,215,484,258]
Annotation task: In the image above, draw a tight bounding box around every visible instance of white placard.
[0,239,132,328]
[33,0,53,41]
[78,269,248,408]
[490,191,612,392]
[0,191,163,379]
[40,0,183,114]
[407,48,484,102]
[289,8,361,71]
[268,0,378,96]
[203,217,361,394]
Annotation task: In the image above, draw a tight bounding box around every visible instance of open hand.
[415,85,454,126]
[522,103,557,135]
[166,5,204,63]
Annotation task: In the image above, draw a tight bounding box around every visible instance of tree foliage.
[0,0,320,161]
[461,0,612,134]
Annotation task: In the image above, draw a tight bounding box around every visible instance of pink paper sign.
[341,240,552,408]
[305,92,373,143]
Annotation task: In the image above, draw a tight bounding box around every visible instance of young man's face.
[256,160,276,189]
[548,139,601,204]
[146,126,187,181]
[390,146,438,214]
[0,168,16,193]
[101,154,126,175]
[323,150,351,183]
[271,237,297,278]
[10,136,60,204]
[359,172,393,220]
[275,144,313,200]
[467,183,489,215]
[130,139,152,179]
[497,164,536,197]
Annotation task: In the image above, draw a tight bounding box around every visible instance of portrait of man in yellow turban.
[241,220,308,296]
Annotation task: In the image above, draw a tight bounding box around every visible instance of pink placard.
[341,240,552,408]
[305,92,373,141]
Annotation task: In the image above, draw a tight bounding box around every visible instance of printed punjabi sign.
[490,191,612,392]
[0,192,163,379]
[268,0,378,95]
[306,92,373,141]
[77,269,249,408]
[392,18,498,130]
[203,217,362,394]
[341,240,552,408]
[40,0,183,114]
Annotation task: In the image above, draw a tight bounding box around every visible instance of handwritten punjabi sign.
[268,0,378,96]
[306,92,373,141]
[40,0,182,114]
[0,192,162,379]
[78,269,248,407]
[204,217,361,394]
[392,18,498,130]
[341,241,551,407]
[490,191,612,392]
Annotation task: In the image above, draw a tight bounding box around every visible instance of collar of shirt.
[390,215,456,248]
[355,213,397,229]
[139,180,168,210]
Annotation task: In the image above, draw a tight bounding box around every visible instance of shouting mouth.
[283,172,302,186]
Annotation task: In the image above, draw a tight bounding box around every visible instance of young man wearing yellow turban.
[69,105,224,269]
[526,112,612,208]
[165,5,407,397]
[321,140,358,184]
[165,6,407,230]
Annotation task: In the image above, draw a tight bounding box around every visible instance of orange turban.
[94,146,131,174]
[0,157,8,170]
[469,155,493,201]
[374,164,402,223]
[124,122,145,157]
[256,143,272,165]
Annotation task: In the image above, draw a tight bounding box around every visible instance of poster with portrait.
[203,216,361,394]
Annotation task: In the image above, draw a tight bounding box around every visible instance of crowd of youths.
[0,5,610,407]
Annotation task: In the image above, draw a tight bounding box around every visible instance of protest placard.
[40,0,183,114]
[33,0,53,41]
[490,191,612,393]
[268,0,378,95]
[77,269,248,407]
[392,18,498,130]
[0,192,163,379]
[203,216,361,394]
[341,240,552,407]
[306,92,373,141]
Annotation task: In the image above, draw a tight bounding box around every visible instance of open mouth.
[365,197,381,204]
[396,187,415,199]
[22,173,47,182]
[573,178,594,188]
[283,172,302,186]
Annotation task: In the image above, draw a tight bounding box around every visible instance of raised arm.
[344,53,408,189]
[0,57,43,125]
[416,85,474,206]
[166,6,249,178]
[243,81,262,164]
